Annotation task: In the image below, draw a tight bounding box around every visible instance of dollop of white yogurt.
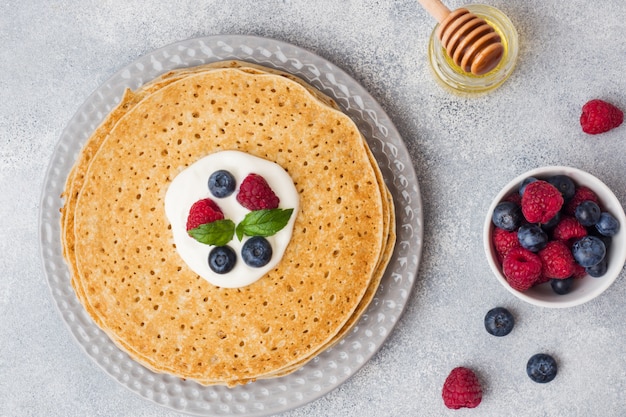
[164,150,299,288]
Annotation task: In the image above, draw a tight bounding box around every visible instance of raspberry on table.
[236,173,280,211]
[502,247,543,291]
[521,180,564,224]
[442,367,482,409]
[580,99,624,135]
[186,198,225,231]
[538,240,576,279]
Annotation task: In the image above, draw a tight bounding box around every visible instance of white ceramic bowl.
[483,166,626,308]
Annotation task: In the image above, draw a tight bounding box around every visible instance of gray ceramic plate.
[39,35,423,416]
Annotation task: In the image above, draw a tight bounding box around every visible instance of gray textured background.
[2,0,625,416]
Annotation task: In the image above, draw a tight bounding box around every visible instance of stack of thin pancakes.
[61,61,395,386]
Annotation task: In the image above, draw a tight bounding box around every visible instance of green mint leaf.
[236,208,294,241]
[188,219,236,246]
[235,221,245,241]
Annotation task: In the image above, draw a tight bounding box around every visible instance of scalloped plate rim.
[38,34,423,417]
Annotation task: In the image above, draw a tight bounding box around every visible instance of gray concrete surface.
[1,0,625,416]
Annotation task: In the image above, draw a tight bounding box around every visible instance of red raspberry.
[442,367,482,409]
[564,186,600,215]
[552,216,587,244]
[572,263,587,279]
[534,272,551,286]
[502,247,543,291]
[580,99,624,135]
[186,198,224,231]
[521,180,564,224]
[492,227,520,261]
[538,241,576,279]
[236,173,280,210]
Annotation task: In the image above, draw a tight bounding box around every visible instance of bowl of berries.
[484,166,626,308]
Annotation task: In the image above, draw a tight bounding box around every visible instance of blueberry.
[550,277,574,295]
[492,201,523,231]
[595,212,620,237]
[586,257,608,277]
[526,353,557,383]
[208,170,236,198]
[518,224,548,252]
[547,175,576,201]
[572,236,606,267]
[575,201,601,227]
[597,235,612,252]
[519,177,537,196]
[208,246,237,274]
[241,236,272,267]
[484,307,515,337]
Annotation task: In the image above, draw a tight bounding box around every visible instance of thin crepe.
[61,62,395,385]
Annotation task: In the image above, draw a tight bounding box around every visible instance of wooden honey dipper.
[418,0,504,75]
